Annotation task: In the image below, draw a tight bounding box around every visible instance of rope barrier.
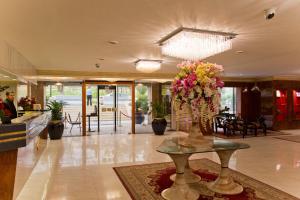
[119,111,131,127]
[120,111,132,118]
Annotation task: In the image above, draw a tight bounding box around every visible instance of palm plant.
[47,100,63,121]
[151,101,167,135]
[152,102,166,118]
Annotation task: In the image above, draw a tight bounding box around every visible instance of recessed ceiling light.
[12,79,17,81]
[3,75,9,78]
[236,50,244,54]
[108,40,119,45]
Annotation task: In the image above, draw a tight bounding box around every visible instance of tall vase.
[189,118,204,140]
[187,105,204,141]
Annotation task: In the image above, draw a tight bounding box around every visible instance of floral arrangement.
[18,96,36,111]
[171,60,224,130]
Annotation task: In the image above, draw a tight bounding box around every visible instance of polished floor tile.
[15,131,300,200]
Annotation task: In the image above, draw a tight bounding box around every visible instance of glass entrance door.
[82,81,134,136]
[116,85,132,134]
[97,85,117,133]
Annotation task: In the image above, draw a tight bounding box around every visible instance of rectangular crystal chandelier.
[158,27,237,60]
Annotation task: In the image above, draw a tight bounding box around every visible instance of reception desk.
[0,112,50,200]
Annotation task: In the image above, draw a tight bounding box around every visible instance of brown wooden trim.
[0,149,18,200]
[37,69,175,79]
[83,81,133,85]
[132,82,135,134]
[82,82,87,136]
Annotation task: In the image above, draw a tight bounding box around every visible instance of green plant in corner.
[151,101,167,135]
[0,110,4,122]
[47,100,63,121]
[152,101,166,119]
[135,85,149,113]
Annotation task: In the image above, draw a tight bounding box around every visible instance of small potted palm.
[151,102,167,135]
[47,100,64,139]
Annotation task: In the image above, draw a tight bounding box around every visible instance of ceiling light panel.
[135,59,162,73]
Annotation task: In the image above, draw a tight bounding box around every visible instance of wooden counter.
[0,112,50,200]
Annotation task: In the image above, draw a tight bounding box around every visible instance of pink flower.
[216,77,224,88]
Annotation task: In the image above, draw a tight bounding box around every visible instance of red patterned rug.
[114,159,299,200]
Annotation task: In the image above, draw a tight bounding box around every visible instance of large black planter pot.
[48,121,64,140]
[135,112,145,124]
[152,118,167,135]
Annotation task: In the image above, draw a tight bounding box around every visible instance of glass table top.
[156,137,250,155]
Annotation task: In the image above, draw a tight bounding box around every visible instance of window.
[220,87,237,114]
[17,84,28,100]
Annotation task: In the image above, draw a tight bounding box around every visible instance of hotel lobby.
[1,0,300,200]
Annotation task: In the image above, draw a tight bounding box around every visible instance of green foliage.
[135,85,149,113]
[0,110,4,121]
[220,87,235,111]
[152,101,166,118]
[47,100,63,121]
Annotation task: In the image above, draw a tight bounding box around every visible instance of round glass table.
[156,137,250,200]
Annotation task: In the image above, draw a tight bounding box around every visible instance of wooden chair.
[214,116,227,134]
[245,116,267,137]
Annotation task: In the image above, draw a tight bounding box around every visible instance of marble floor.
[14,130,300,200]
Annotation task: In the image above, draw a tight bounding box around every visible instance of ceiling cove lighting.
[158,27,237,60]
[135,59,162,73]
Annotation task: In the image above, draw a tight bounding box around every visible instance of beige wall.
[27,82,44,107]
[0,81,18,105]
[151,83,161,104]
[0,40,36,81]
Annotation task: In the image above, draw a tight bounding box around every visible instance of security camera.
[95,63,100,68]
[264,8,276,20]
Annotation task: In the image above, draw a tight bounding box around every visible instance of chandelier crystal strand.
[161,29,233,60]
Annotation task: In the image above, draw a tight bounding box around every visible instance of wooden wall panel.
[0,149,18,200]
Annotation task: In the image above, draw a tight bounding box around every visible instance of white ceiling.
[0,0,300,77]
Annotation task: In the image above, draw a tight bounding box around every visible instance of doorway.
[82,81,135,136]
[97,85,117,133]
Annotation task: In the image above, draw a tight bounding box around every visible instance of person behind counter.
[4,91,17,119]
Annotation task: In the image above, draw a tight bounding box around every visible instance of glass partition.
[135,83,151,134]
[45,83,82,136]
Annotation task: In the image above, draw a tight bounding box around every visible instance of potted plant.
[47,100,64,140]
[135,100,145,124]
[151,102,167,135]
[135,85,149,124]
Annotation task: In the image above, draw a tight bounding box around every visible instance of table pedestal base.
[207,149,243,195]
[170,162,201,183]
[162,175,199,200]
[162,154,199,200]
